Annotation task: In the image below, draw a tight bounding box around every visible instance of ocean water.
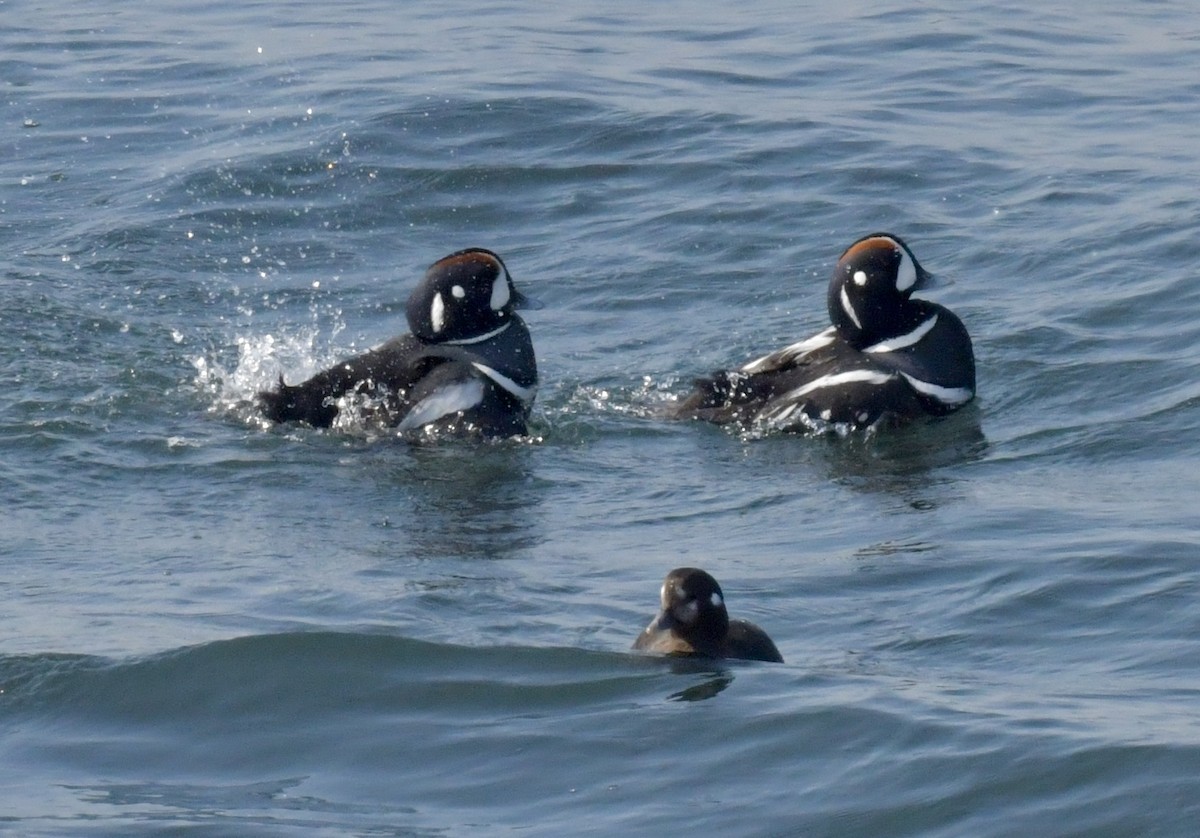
[4,1,1200,834]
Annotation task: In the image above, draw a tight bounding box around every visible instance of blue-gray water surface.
[4,2,1200,835]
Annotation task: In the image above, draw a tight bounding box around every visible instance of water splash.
[192,328,328,427]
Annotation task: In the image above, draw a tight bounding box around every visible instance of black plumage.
[258,248,539,439]
[634,567,783,664]
[673,233,975,432]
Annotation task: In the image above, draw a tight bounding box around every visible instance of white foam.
[194,328,328,423]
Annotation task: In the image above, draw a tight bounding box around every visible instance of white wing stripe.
[778,369,895,403]
[397,379,486,432]
[740,328,836,373]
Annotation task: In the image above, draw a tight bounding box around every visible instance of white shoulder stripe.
[864,314,938,353]
[899,372,973,406]
[397,379,486,432]
[778,369,896,403]
[471,362,538,404]
[740,327,836,373]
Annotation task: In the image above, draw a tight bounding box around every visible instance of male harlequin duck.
[258,248,539,438]
[672,233,975,432]
[633,567,783,663]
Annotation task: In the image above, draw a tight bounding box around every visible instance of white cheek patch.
[853,270,868,286]
[680,600,699,623]
[895,248,918,292]
[489,272,510,311]
[430,292,446,333]
[840,286,863,330]
[451,284,466,299]
[710,592,723,608]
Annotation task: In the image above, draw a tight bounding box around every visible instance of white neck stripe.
[471,362,537,404]
[840,286,862,330]
[443,322,511,345]
[864,314,938,353]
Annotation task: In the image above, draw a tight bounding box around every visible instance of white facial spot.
[710,592,723,608]
[660,584,668,606]
[895,247,918,292]
[679,600,699,623]
[840,285,863,329]
[853,269,868,286]
[489,271,510,311]
[451,284,466,299]
[430,292,445,333]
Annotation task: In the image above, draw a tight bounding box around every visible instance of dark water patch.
[6,2,1200,834]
